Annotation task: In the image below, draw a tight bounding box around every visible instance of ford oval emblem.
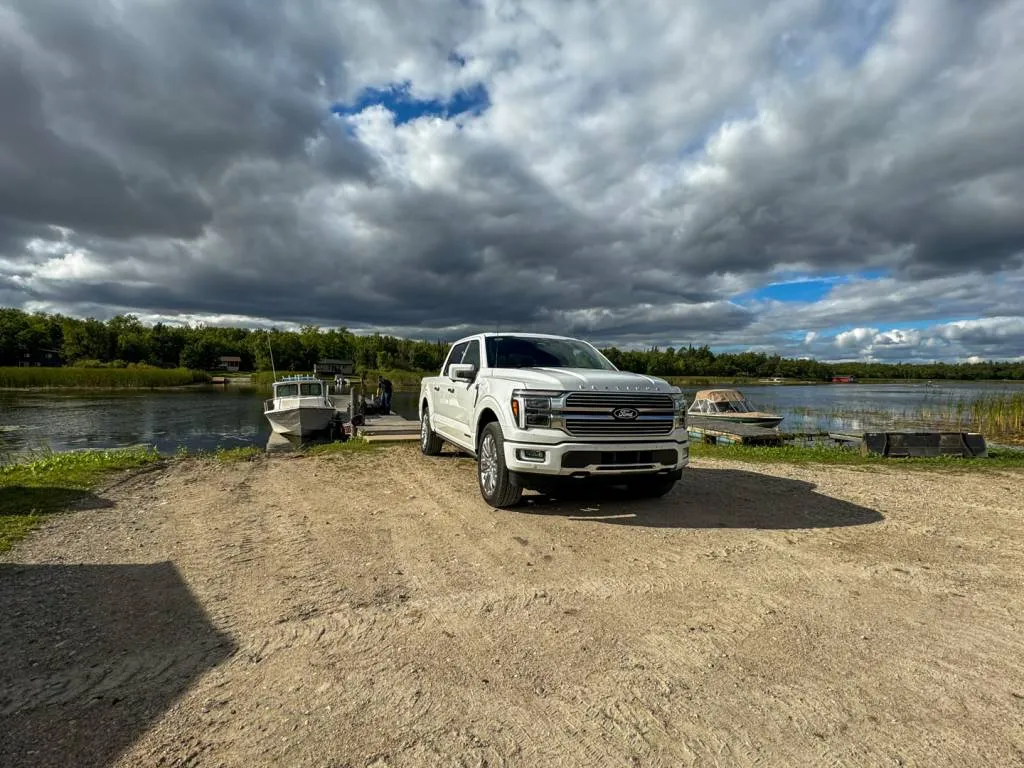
[613,407,639,421]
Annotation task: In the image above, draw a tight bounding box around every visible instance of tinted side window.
[443,342,469,376]
[461,340,480,369]
[276,383,298,397]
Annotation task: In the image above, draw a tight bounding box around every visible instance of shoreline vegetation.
[0,365,210,389]
[4,307,1024,386]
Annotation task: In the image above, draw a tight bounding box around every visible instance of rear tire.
[420,406,443,456]
[477,422,522,508]
[624,475,677,499]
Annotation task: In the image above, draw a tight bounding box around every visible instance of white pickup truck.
[418,332,689,508]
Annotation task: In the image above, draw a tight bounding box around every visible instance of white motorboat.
[687,388,785,428]
[263,375,337,437]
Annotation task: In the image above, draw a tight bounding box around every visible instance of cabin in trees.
[313,358,355,376]
[19,347,62,367]
[217,355,242,372]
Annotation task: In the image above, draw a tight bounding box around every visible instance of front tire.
[420,406,443,456]
[477,422,522,508]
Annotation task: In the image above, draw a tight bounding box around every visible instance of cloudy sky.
[2,0,1023,362]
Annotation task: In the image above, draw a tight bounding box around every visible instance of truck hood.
[492,367,676,393]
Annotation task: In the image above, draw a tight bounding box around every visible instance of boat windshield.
[712,399,753,413]
[484,336,617,371]
[275,382,322,397]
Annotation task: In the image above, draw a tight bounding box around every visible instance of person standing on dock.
[377,376,393,415]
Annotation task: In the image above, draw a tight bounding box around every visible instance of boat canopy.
[693,389,748,402]
[690,389,755,414]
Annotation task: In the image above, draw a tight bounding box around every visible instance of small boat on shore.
[264,375,337,437]
[687,389,785,428]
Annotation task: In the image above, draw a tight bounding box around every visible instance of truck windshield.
[484,336,617,371]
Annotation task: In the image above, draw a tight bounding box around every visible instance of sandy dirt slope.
[2,444,1023,767]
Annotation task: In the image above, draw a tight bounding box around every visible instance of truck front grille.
[561,392,675,438]
[564,392,674,409]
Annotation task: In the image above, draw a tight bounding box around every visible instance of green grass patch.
[0,446,161,552]
[303,437,379,456]
[0,366,210,389]
[690,442,1024,470]
[213,446,263,463]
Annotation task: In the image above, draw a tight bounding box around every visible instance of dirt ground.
[2,444,1023,768]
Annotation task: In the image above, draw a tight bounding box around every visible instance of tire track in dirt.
[381,450,801,765]
[0,643,230,716]
[378,453,627,766]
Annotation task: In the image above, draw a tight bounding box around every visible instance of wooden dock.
[687,417,786,446]
[329,386,421,442]
[686,417,989,458]
[357,413,420,441]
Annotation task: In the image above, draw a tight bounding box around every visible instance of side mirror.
[449,363,476,381]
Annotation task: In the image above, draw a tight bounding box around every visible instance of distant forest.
[2,308,1023,381]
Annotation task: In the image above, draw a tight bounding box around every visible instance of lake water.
[2,381,1022,459]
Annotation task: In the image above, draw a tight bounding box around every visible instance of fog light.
[517,449,546,462]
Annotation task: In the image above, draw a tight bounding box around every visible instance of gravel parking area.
[2,445,1022,767]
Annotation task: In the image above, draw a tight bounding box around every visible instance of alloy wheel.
[479,434,498,497]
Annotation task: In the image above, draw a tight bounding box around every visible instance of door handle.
[433,386,439,391]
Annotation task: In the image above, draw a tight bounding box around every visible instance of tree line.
[2,307,1022,381]
[0,308,449,373]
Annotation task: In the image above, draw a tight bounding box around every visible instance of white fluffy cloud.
[1,0,1023,360]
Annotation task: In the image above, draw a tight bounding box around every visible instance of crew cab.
[418,332,689,508]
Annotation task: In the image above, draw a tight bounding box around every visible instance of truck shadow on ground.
[0,561,236,768]
[515,467,885,529]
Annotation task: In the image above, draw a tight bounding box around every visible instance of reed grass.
[967,392,1024,440]
[664,376,760,387]
[361,369,428,389]
[786,391,1024,444]
[0,366,209,389]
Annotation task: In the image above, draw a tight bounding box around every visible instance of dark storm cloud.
[2,0,1024,360]
[0,0,377,243]
[0,49,212,240]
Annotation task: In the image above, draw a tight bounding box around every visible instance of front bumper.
[503,437,689,477]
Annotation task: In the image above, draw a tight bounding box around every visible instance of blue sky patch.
[332,81,490,125]
[827,0,895,68]
[735,270,887,305]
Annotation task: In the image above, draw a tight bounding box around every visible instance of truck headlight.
[511,390,560,429]
[673,394,687,428]
[524,396,552,428]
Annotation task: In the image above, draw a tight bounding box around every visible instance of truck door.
[432,341,468,440]
[450,339,481,445]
